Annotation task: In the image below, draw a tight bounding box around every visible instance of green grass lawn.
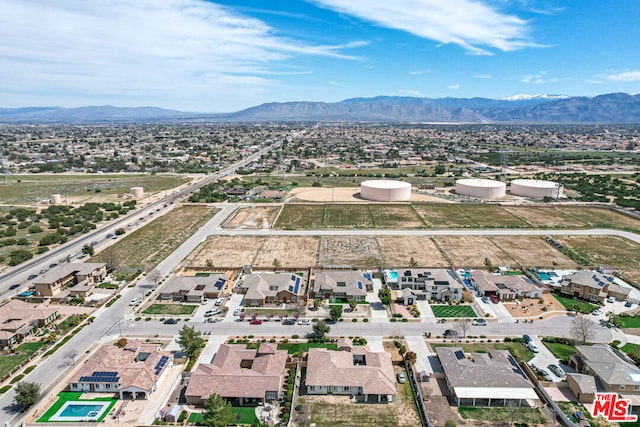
[0,342,44,379]
[276,342,338,354]
[431,342,534,363]
[553,295,598,314]
[431,305,477,318]
[615,315,640,328]
[542,341,577,362]
[458,406,547,424]
[37,392,117,423]
[143,304,197,315]
[187,406,258,425]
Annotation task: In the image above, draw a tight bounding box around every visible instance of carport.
[453,387,539,407]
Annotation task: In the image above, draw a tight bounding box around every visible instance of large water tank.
[51,194,62,204]
[130,187,145,198]
[360,180,411,201]
[510,179,563,198]
[455,179,506,199]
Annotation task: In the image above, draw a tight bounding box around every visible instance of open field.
[433,236,515,267]
[491,236,577,267]
[553,235,640,284]
[252,237,319,268]
[377,237,449,267]
[223,206,281,229]
[275,203,640,231]
[317,236,382,267]
[92,206,216,271]
[0,174,190,205]
[186,236,265,267]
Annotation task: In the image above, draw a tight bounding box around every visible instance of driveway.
[365,335,384,352]
[367,278,389,323]
[405,335,433,377]
[528,335,570,382]
[194,335,226,369]
[416,300,436,323]
[476,296,513,323]
[222,293,245,323]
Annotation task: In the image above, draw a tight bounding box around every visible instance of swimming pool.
[49,401,111,422]
[538,273,551,281]
[389,271,398,281]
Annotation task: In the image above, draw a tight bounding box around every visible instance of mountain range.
[1,92,639,124]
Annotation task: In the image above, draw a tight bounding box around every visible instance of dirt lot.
[491,236,577,267]
[186,236,265,267]
[433,236,515,267]
[223,206,281,229]
[501,206,586,228]
[252,237,319,267]
[503,293,566,319]
[317,236,383,267]
[377,237,449,267]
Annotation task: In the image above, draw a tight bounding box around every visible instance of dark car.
[523,334,532,344]
[250,320,263,325]
[443,329,459,338]
[9,284,20,290]
[548,364,566,378]
[164,318,178,324]
[282,319,296,325]
[49,263,58,268]
[28,274,38,280]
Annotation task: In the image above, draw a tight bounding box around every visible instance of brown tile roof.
[186,344,288,402]
[306,347,396,396]
[241,273,304,301]
[0,300,58,332]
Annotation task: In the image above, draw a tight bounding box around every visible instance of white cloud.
[521,71,557,84]
[607,71,640,82]
[310,0,534,54]
[474,74,493,79]
[448,84,460,90]
[0,0,363,110]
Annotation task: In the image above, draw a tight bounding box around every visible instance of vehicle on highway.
[106,233,114,238]
[164,318,178,324]
[28,274,38,280]
[49,263,58,268]
[282,319,296,325]
[205,318,219,323]
[472,319,487,326]
[250,319,263,325]
[397,372,406,384]
[91,241,99,246]
[129,297,139,306]
[548,364,566,378]
[298,319,311,325]
[9,284,20,290]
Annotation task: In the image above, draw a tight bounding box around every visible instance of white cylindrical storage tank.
[510,179,563,198]
[455,178,506,199]
[51,194,62,204]
[360,180,411,201]
[130,186,144,198]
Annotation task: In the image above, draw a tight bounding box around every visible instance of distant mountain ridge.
[2,93,640,123]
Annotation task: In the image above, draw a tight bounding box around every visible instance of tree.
[329,305,343,321]
[312,320,330,340]
[13,381,40,408]
[147,269,163,287]
[571,315,596,344]
[176,325,205,358]
[378,287,392,305]
[313,298,321,311]
[348,300,357,312]
[409,256,418,267]
[459,318,470,338]
[201,393,233,427]
[404,351,417,364]
[65,349,79,365]
[81,243,94,257]
[272,258,281,268]
[114,227,126,235]
[484,257,493,269]
[101,247,119,272]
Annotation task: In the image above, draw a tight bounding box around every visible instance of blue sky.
[1,0,639,112]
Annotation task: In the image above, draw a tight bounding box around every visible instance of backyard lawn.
[431,305,477,318]
[431,342,534,362]
[0,342,44,379]
[458,406,547,424]
[276,342,338,354]
[143,304,197,315]
[542,340,577,362]
[187,406,258,425]
[553,295,598,314]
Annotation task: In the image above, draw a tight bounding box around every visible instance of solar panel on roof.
[294,282,300,294]
[364,273,372,280]
[454,350,465,360]
[357,281,363,290]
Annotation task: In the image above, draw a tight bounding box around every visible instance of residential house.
[238,272,306,307]
[395,269,462,303]
[0,300,58,347]
[158,274,228,302]
[559,271,613,303]
[570,345,640,395]
[33,263,107,297]
[436,346,538,407]
[469,270,543,300]
[305,340,396,403]
[68,340,173,400]
[566,373,597,403]
[185,343,288,406]
[311,270,372,302]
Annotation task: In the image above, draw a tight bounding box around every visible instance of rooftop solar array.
[455,350,466,360]
[363,273,372,280]
[357,281,363,290]
[289,275,302,294]
[79,371,119,383]
[154,356,169,375]
[214,278,226,290]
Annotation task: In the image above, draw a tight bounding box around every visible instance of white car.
[233,308,243,316]
[591,308,603,316]
[528,341,539,353]
[298,319,311,325]
[472,319,487,326]
[129,297,139,306]
[215,297,225,306]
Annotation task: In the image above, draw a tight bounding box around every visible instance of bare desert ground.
[223,206,281,229]
[377,236,449,267]
[252,236,319,267]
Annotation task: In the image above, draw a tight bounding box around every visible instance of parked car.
[215,297,225,306]
[523,334,532,344]
[490,294,500,304]
[591,308,603,316]
[625,301,633,308]
[250,320,263,325]
[397,372,406,384]
[548,364,566,378]
[204,309,221,317]
[233,308,243,316]
[164,318,178,324]
[481,296,490,303]
[298,319,311,325]
[607,296,616,303]
[538,368,553,382]
[472,319,487,326]
[282,319,296,325]
[443,329,459,338]
[9,284,20,290]
[528,341,539,353]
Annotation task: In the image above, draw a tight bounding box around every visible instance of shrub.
[390,318,397,322]
[135,317,141,321]
[23,366,36,374]
[228,338,235,343]
[0,385,11,394]
[401,318,408,322]
[363,318,369,322]
[145,317,151,321]
[352,318,358,322]
[292,335,298,339]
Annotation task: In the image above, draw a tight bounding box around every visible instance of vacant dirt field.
[377,236,449,267]
[252,237,319,267]
[560,206,640,230]
[491,236,577,267]
[223,206,281,229]
[186,236,265,267]
[369,205,425,228]
[501,206,586,228]
[503,293,566,319]
[434,236,515,267]
[317,236,383,267]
